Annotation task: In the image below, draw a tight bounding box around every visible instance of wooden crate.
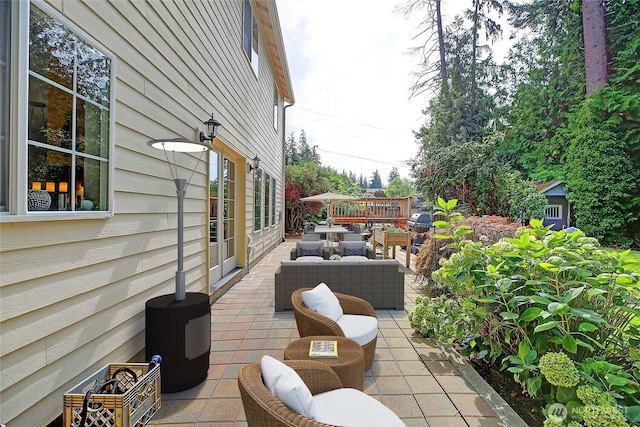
[63,362,160,427]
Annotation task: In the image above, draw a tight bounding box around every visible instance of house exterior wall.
[0,1,292,425]
[543,195,570,230]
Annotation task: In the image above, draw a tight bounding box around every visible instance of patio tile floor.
[146,240,512,427]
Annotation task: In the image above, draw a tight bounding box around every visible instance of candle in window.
[32,182,42,191]
[59,182,68,192]
[46,182,55,192]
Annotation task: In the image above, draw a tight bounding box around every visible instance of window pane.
[80,156,108,211]
[272,178,276,225]
[27,145,72,211]
[242,0,252,57]
[76,40,111,106]
[264,174,270,228]
[0,0,10,212]
[29,6,75,90]
[29,75,73,148]
[254,170,262,231]
[77,100,109,157]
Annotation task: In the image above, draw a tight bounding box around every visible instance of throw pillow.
[300,246,322,257]
[343,245,365,257]
[260,356,316,418]
[339,241,366,257]
[297,242,323,258]
[301,282,344,321]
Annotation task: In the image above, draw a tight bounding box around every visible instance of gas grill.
[406,212,433,253]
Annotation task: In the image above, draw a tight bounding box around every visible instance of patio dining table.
[312,225,351,253]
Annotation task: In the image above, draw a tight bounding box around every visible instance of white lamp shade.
[147,138,210,153]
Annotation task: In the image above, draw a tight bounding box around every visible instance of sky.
[276,0,473,186]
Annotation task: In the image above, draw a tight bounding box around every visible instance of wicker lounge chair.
[291,288,377,370]
[238,359,405,427]
[239,360,340,427]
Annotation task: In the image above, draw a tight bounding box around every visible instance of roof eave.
[255,0,295,105]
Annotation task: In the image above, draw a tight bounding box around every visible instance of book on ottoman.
[309,340,338,358]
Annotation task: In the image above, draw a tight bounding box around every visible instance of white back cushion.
[261,355,291,394]
[301,282,344,321]
[260,356,316,419]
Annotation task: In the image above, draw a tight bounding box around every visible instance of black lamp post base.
[145,292,211,393]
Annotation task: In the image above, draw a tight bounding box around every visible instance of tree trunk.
[582,0,608,94]
[470,0,479,94]
[436,0,447,82]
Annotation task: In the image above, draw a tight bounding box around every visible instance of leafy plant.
[413,199,520,295]
[408,198,640,425]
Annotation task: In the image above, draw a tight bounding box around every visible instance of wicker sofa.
[274,259,405,311]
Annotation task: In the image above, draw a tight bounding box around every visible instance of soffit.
[254,0,295,105]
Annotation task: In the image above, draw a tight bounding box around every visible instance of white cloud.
[276,0,507,185]
[277,0,430,185]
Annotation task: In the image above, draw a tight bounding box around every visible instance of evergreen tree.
[358,174,368,189]
[370,170,383,189]
[388,167,401,184]
[285,132,299,165]
[496,0,585,181]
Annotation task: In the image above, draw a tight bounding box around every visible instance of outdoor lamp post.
[147,117,220,301]
[145,115,220,392]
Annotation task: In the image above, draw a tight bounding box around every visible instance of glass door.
[209,152,237,285]
[222,158,236,274]
[209,151,221,283]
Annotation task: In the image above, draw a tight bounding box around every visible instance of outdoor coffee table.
[284,335,365,390]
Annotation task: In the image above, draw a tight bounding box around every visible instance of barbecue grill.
[407,212,433,253]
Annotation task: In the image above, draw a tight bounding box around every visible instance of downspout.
[281,103,293,241]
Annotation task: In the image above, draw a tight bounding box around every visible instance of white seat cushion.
[260,356,316,419]
[295,256,325,262]
[301,283,344,321]
[338,255,370,262]
[314,388,406,427]
[336,314,378,346]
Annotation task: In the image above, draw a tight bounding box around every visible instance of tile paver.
[146,239,519,427]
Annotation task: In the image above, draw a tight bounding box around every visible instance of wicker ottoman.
[284,336,365,391]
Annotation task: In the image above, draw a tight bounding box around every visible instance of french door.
[209,151,237,284]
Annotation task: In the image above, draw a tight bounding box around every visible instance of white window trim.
[242,0,259,76]
[545,205,562,220]
[1,0,116,222]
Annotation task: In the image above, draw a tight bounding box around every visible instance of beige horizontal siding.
[0,0,287,424]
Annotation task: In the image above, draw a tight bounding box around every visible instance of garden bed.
[466,356,545,427]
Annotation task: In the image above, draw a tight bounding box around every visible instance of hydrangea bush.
[408,198,640,426]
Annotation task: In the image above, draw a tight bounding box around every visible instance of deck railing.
[328,197,412,224]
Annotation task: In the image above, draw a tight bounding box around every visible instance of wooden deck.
[328,197,412,225]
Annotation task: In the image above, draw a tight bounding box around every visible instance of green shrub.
[413,200,520,296]
[408,198,640,425]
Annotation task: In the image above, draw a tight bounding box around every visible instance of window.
[545,205,562,219]
[273,83,279,130]
[264,173,270,228]
[26,4,113,213]
[271,177,276,225]
[242,0,259,75]
[0,1,10,212]
[254,169,262,231]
